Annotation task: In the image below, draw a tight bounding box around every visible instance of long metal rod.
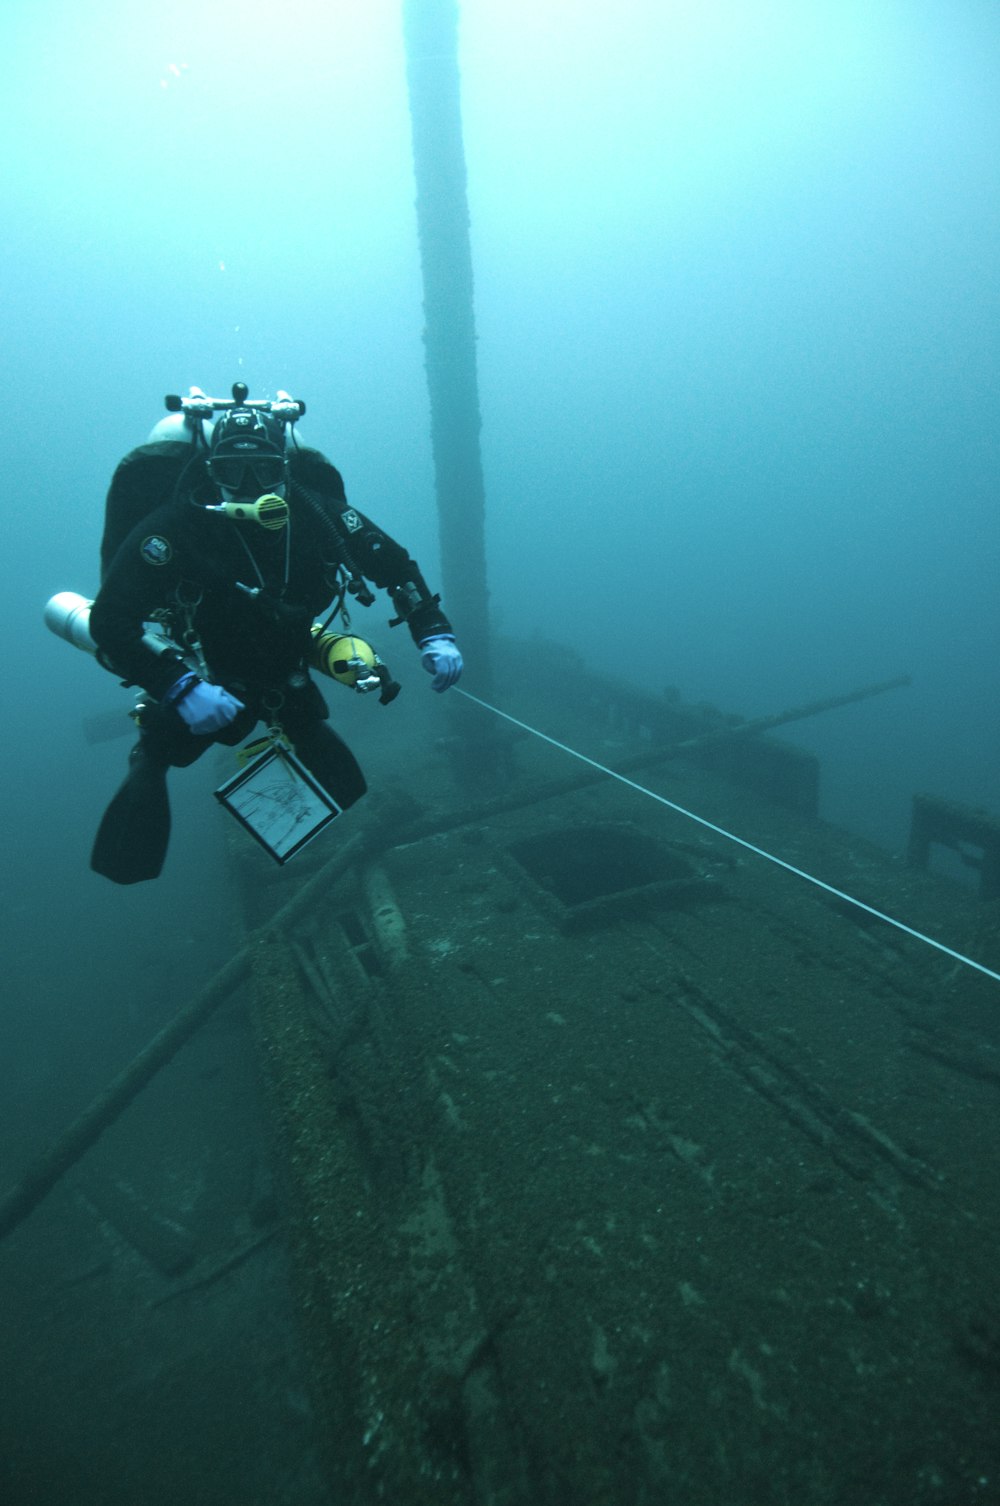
[390,673,914,844]
[0,832,371,1245]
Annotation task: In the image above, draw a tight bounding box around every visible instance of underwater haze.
[0,0,998,1495]
[3,0,998,875]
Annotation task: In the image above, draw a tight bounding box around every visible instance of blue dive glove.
[163,673,246,734]
[419,635,463,692]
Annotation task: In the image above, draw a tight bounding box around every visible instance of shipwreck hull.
[240,672,1000,1505]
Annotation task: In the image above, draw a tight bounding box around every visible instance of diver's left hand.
[419,635,463,692]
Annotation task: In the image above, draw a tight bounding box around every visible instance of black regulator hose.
[290,480,375,607]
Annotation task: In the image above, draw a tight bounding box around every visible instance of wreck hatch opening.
[505,823,705,930]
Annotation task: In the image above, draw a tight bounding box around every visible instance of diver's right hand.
[163,673,246,734]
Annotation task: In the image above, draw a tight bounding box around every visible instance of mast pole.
[403,0,493,701]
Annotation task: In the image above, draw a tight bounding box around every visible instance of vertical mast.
[403,0,493,699]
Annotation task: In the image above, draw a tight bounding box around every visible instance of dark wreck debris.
[908,792,1000,900]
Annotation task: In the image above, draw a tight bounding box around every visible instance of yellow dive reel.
[311,626,400,704]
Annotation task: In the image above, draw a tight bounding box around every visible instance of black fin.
[91,745,171,885]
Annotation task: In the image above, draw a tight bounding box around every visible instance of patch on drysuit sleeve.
[140,534,173,566]
[340,509,363,533]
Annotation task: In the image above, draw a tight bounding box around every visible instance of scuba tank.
[44,591,101,654]
[44,591,181,662]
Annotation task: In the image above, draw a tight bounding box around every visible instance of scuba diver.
[83,383,462,885]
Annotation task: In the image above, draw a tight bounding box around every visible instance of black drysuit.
[88,442,452,882]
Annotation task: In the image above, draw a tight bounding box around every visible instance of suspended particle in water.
[160,61,190,91]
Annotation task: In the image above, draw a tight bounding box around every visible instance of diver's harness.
[160,382,409,710]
